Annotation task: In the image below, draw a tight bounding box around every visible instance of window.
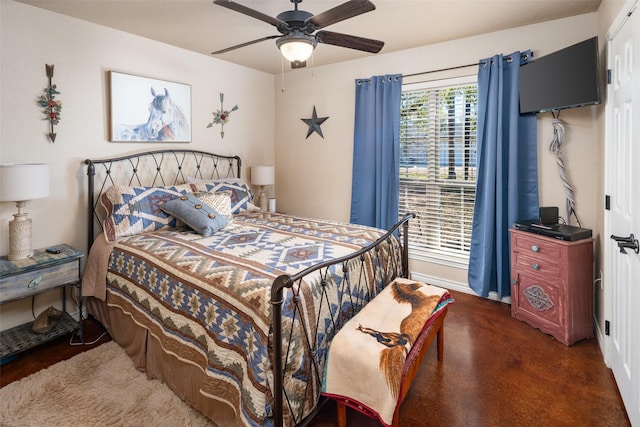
[399,76,478,265]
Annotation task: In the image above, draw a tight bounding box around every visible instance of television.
[519,37,601,114]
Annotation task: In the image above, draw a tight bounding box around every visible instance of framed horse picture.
[108,71,191,142]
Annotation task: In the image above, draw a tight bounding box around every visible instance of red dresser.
[510,229,594,346]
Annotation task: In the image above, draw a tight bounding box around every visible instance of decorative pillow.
[189,179,260,214]
[101,184,192,242]
[194,190,233,219]
[160,194,229,237]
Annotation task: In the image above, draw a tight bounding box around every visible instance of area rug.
[0,341,214,426]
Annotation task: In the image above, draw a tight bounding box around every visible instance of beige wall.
[0,0,275,330]
[1,0,627,335]
[275,12,601,296]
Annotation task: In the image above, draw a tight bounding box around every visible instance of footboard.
[271,213,414,427]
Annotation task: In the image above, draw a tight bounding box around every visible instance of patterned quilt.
[104,212,403,426]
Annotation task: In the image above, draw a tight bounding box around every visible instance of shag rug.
[0,341,214,426]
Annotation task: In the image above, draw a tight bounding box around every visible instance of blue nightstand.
[0,244,84,359]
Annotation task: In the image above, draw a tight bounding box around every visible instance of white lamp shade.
[279,40,315,62]
[251,166,275,186]
[0,163,50,202]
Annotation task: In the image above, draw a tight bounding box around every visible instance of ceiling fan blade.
[308,0,376,29]
[213,0,285,27]
[316,30,384,53]
[211,35,280,55]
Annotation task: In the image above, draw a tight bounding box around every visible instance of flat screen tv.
[519,37,601,114]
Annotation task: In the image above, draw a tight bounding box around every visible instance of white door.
[605,1,639,425]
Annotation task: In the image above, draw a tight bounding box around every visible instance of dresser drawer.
[512,252,562,277]
[0,260,80,303]
[511,232,564,263]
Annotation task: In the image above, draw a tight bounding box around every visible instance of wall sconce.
[251,166,275,212]
[0,163,50,260]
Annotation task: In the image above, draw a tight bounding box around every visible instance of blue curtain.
[350,74,402,231]
[468,51,539,299]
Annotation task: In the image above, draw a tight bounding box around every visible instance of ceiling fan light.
[277,36,315,63]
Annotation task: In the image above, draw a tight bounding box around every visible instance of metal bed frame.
[84,149,413,426]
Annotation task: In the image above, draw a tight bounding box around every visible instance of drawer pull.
[511,278,518,285]
[531,263,540,271]
[28,275,43,288]
[531,245,539,252]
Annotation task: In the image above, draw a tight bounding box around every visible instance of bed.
[82,149,417,427]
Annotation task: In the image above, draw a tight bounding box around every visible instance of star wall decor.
[301,106,329,139]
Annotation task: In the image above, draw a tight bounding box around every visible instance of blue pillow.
[160,194,229,237]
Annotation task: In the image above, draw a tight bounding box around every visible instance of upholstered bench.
[322,278,454,427]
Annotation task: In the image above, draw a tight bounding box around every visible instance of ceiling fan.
[211,0,384,69]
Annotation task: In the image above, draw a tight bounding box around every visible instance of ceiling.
[18,0,602,75]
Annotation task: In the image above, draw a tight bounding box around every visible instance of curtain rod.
[402,63,478,78]
[356,63,477,85]
[402,51,532,79]
[357,52,531,84]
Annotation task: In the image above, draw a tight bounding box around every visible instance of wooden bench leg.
[437,323,444,362]
[337,401,347,427]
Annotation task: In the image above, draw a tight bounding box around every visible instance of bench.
[322,279,453,427]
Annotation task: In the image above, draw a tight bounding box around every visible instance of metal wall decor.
[301,106,329,139]
[37,64,62,143]
[207,93,238,138]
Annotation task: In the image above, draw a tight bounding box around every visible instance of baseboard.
[594,313,609,366]
[409,271,511,304]
[409,271,469,293]
[65,306,88,323]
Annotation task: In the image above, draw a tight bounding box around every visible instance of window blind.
[399,79,478,260]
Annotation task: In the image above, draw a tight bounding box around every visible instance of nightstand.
[510,229,594,346]
[0,244,84,359]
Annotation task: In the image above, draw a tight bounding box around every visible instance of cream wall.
[274,13,602,296]
[0,0,275,330]
[0,0,626,336]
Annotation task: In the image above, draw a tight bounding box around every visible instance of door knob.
[610,233,640,254]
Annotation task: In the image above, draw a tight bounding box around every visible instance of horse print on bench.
[109,71,191,142]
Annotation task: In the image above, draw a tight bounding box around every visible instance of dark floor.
[0,291,631,426]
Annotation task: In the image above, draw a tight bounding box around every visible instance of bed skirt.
[87,297,234,427]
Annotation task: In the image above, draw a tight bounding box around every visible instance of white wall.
[274,13,602,295]
[0,0,275,330]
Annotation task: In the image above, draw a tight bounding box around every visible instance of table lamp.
[251,166,274,212]
[0,163,50,260]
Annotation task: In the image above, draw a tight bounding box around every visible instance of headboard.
[84,149,241,250]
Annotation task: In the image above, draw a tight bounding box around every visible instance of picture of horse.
[109,72,191,142]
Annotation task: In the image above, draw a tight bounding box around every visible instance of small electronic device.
[539,206,559,225]
[513,219,592,241]
[45,247,61,254]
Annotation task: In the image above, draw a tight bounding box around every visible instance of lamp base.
[258,186,268,212]
[8,213,33,260]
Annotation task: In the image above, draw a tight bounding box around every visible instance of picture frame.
[108,71,191,142]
